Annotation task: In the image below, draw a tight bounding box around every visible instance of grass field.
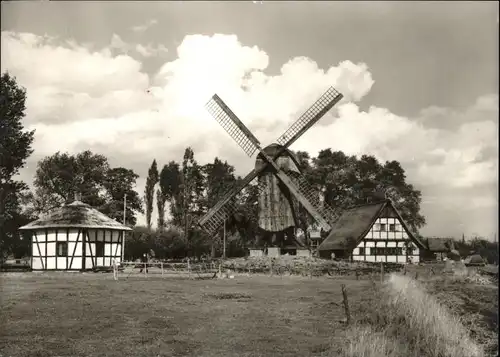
[0,270,497,357]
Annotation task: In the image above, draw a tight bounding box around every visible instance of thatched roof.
[465,254,485,265]
[426,237,454,252]
[19,201,131,231]
[318,199,426,251]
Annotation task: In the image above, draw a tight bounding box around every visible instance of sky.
[1,1,498,240]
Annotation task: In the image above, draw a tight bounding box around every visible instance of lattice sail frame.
[277,87,342,147]
[205,94,260,157]
[200,86,344,236]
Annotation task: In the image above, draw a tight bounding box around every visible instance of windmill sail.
[276,86,343,148]
[205,94,261,157]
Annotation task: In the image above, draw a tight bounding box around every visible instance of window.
[96,242,105,257]
[371,247,402,256]
[56,242,68,257]
[380,223,387,231]
[374,223,381,231]
[389,224,396,232]
[358,247,365,256]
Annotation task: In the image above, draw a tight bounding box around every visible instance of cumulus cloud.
[110,34,168,58]
[1,31,497,239]
[131,19,158,33]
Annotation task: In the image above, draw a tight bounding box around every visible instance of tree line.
[2,71,496,263]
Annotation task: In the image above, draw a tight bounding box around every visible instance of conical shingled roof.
[19,201,131,231]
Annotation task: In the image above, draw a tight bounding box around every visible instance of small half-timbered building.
[19,200,131,271]
[318,199,426,264]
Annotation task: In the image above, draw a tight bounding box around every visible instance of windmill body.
[256,144,301,233]
[199,86,345,255]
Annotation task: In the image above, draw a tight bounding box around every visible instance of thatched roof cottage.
[19,200,131,271]
[318,199,427,264]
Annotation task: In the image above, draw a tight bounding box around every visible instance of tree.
[178,148,204,236]
[157,161,181,231]
[144,160,159,230]
[202,157,237,256]
[0,72,35,258]
[310,150,425,232]
[32,151,143,225]
[33,151,109,210]
[101,167,143,226]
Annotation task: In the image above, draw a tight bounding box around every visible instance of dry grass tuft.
[343,274,485,357]
[342,326,409,357]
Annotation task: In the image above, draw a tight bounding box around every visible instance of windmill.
[199,86,344,251]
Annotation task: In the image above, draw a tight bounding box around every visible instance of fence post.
[341,284,351,325]
[161,262,164,277]
[113,259,118,281]
[144,262,147,278]
[270,259,273,276]
[188,258,191,280]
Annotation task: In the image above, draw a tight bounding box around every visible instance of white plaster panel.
[32,257,43,270]
[115,245,121,257]
[376,241,386,247]
[114,256,121,264]
[46,229,57,241]
[380,231,388,239]
[365,241,375,247]
[387,241,397,247]
[364,230,374,239]
[379,218,388,225]
[376,256,386,262]
[110,243,117,256]
[397,255,406,262]
[70,257,82,270]
[395,231,403,239]
[32,245,39,256]
[46,257,55,269]
[46,242,55,256]
[105,243,111,256]
[397,242,406,247]
[387,256,397,263]
[87,243,96,257]
[36,242,46,256]
[414,248,420,255]
[353,248,359,255]
[56,231,67,241]
[57,258,67,269]
[366,256,375,262]
[35,230,46,242]
[68,242,77,256]
[86,257,94,268]
[413,256,420,263]
[95,257,104,266]
[353,256,364,261]
[68,229,80,241]
[365,247,370,256]
[402,231,408,238]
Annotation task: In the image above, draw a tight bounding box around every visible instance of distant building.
[19,200,131,271]
[318,199,427,264]
[425,237,455,261]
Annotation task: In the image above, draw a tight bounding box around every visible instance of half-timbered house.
[318,199,427,264]
[19,200,131,271]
